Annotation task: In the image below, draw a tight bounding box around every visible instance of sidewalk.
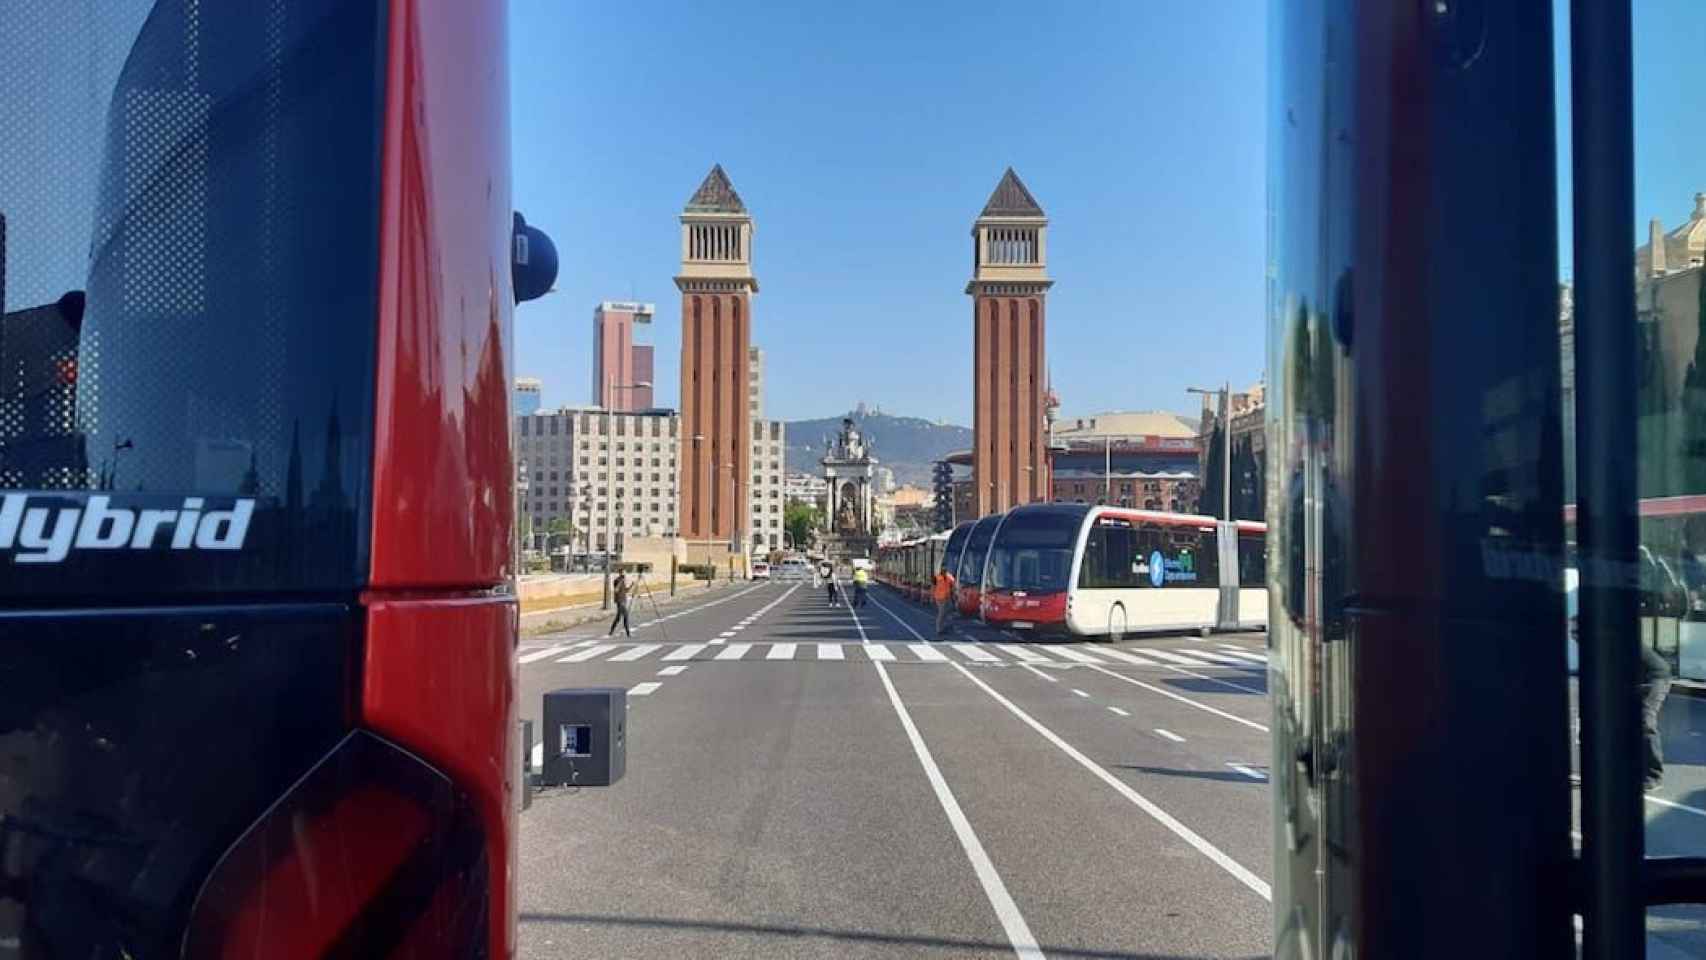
[520,576,742,636]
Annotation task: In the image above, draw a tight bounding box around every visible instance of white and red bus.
[979,503,1266,638]
[953,513,1004,616]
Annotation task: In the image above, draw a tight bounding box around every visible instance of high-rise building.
[514,377,542,417]
[592,301,655,411]
[675,164,755,548]
[748,419,787,550]
[515,406,679,555]
[748,345,764,418]
[967,168,1052,515]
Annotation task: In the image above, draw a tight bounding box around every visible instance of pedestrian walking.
[853,565,869,608]
[608,570,632,638]
[826,570,839,606]
[932,567,956,637]
[1641,644,1673,791]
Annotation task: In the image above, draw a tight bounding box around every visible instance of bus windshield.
[958,516,1001,587]
[986,508,1082,592]
[940,523,972,578]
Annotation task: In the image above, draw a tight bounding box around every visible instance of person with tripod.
[608,570,633,638]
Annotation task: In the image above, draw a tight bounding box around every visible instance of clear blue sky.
[510,2,1267,425]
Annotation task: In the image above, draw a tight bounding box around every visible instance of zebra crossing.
[530,639,1270,669]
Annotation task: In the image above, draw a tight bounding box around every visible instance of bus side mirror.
[512,211,558,304]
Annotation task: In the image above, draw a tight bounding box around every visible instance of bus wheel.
[1109,605,1127,644]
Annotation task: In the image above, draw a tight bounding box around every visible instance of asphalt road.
[515,578,1275,959]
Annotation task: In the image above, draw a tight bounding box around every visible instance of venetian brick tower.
[967,168,1052,515]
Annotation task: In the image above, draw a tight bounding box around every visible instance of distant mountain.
[784,410,971,488]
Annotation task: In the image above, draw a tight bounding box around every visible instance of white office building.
[749,418,786,551]
[516,406,679,554]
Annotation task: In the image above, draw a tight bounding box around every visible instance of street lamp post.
[1186,382,1233,521]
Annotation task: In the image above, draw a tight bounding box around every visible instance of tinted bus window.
[1238,534,1266,588]
[0,0,383,598]
[1080,519,1142,588]
[959,517,999,587]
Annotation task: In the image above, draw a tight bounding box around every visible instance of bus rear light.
[183,731,487,960]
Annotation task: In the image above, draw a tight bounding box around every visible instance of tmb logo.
[0,494,255,564]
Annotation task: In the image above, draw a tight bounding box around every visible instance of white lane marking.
[872,659,1044,959]
[817,643,846,661]
[949,661,1271,902]
[864,591,926,642]
[1647,794,1706,818]
[951,643,1001,663]
[996,643,1053,663]
[1154,728,1186,743]
[718,631,737,638]
[1229,764,1266,781]
[557,644,615,663]
[1108,706,1130,717]
[1071,689,1090,699]
[713,644,752,661]
[711,638,726,645]
[1020,663,1058,683]
[629,682,662,697]
[863,645,896,661]
[1096,648,1160,666]
[767,643,798,661]
[730,625,746,632]
[1049,647,1107,664]
[1084,664,1269,732]
[1216,648,1269,664]
[657,665,689,677]
[1143,649,1208,666]
[608,644,662,662]
[1159,662,1268,697]
[909,643,950,662]
[519,643,577,664]
[1169,649,1249,667]
[663,644,706,661]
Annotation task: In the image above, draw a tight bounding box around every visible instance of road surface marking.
[1071,689,1090,698]
[950,661,1271,902]
[718,631,737,638]
[1108,706,1130,717]
[628,682,661,697]
[817,643,845,660]
[531,741,543,769]
[1084,665,1269,733]
[1176,650,1253,667]
[1144,649,1208,666]
[657,665,689,677]
[996,643,1053,663]
[1216,647,1269,663]
[1020,664,1058,683]
[1096,648,1160,666]
[951,643,1000,663]
[872,658,1044,959]
[1228,764,1266,781]
[1154,729,1186,742]
[862,644,897,661]
[663,644,706,661]
[767,643,797,660]
[1160,662,1268,697]
[557,644,615,663]
[519,644,574,664]
[713,644,752,661]
[1049,647,1107,664]
[909,643,949,662]
[608,644,661,662]
[711,638,726,645]
[1647,794,1706,818]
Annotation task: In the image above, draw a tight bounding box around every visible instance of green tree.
[784,502,820,549]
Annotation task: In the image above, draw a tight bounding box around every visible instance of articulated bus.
[979,503,1266,638]
[874,531,949,601]
[2,2,533,956]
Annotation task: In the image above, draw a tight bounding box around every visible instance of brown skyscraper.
[675,165,755,546]
[967,169,1052,516]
